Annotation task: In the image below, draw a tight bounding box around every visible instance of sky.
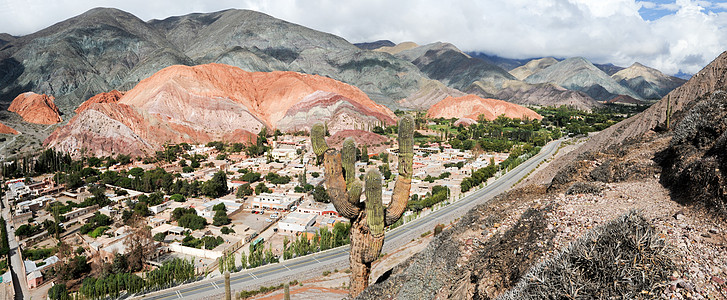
[1,0,726,75]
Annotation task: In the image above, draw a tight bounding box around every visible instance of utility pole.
[224,271,231,300]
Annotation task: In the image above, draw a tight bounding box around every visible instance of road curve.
[133,139,562,300]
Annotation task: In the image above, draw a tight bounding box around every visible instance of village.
[0,130,511,298]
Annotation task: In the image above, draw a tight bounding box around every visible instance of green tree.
[213,209,231,226]
[236,183,253,198]
[178,214,207,230]
[313,185,330,203]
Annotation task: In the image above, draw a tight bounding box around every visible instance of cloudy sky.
[1,0,726,75]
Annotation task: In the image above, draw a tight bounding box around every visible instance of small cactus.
[311,115,414,296]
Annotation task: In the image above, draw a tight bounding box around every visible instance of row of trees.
[75,258,195,300]
[407,185,450,212]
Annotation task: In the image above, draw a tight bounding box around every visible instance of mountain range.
[0,7,688,154]
[44,63,400,157]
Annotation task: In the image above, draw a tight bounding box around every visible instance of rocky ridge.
[0,122,18,135]
[8,92,62,124]
[525,57,642,101]
[426,94,542,121]
[75,90,124,113]
[612,62,687,100]
[496,81,602,112]
[508,57,558,80]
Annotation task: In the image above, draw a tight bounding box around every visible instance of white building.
[149,201,170,214]
[250,193,301,210]
[278,212,317,233]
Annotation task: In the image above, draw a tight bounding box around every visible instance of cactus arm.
[342,138,356,184]
[347,179,363,205]
[323,149,361,219]
[385,115,414,225]
[364,170,385,236]
[311,123,329,157]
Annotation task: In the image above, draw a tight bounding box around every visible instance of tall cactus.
[311,116,414,296]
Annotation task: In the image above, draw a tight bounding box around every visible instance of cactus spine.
[311,116,414,297]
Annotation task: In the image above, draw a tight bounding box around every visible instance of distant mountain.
[393,42,515,97]
[466,52,533,71]
[674,71,693,80]
[45,64,396,157]
[594,63,624,76]
[147,9,425,109]
[426,94,542,121]
[397,79,466,110]
[611,62,687,100]
[0,8,193,108]
[496,81,603,112]
[0,8,428,111]
[373,41,420,55]
[354,40,395,50]
[509,58,559,80]
[524,57,642,101]
[0,33,15,48]
[605,95,651,106]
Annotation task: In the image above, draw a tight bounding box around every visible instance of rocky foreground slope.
[44,63,395,158]
[8,92,62,124]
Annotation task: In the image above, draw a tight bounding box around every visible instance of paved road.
[134,139,562,300]
[2,191,29,300]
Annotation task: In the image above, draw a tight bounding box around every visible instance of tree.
[361,146,369,162]
[124,225,157,272]
[213,210,231,226]
[236,183,253,198]
[241,172,261,183]
[178,214,207,230]
[255,182,271,195]
[48,283,71,300]
[153,232,166,242]
[170,194,185,202]
[202,171,228,198]
[313,185,329,203]
[111,253,129,274]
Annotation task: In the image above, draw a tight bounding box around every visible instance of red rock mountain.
[0,122,18,135]
[75,90,124,113]
[426,95,542,121]
[8,92,62,124]
[45,64,396,157]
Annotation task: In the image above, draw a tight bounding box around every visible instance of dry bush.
[499,211,674,300]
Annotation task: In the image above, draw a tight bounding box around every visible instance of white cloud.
[0,0,725,74]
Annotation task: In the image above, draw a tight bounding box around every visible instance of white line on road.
[313,256,321,263]
[211,282,219,289]
[283,264,291,271]
[249,272,258,279]
[175,291,183,298]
